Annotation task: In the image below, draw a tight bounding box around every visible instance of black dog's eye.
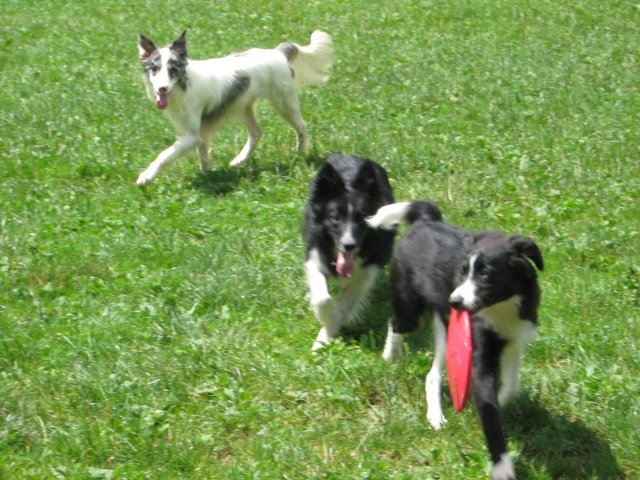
[476,263,490,278]
[328,205,345,221]
[326,209,339,225]
[330,212,342,225]
[460,263,469,275]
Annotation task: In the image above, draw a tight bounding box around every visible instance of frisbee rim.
[446,308,472,412]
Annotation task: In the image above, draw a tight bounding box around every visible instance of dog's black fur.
[303,154,395,349]
[304,154,396,274]
[389,203,542,331]
[368,200,543,480]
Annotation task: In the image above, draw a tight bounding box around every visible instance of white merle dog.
[136,30,334,185]
[304,154,396,350]
[367,200,544,480]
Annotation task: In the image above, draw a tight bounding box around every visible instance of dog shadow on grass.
[189,164,274,196]
[505,394,624,479]
[188,152,329,196]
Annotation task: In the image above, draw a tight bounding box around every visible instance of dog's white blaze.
[339,204,356,248]
[149,48,176,94]
[491,453,515,480]
[366,202,411,230]
[450,254,479,308]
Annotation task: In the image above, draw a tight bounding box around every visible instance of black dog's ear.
[508,235,544,271]
[170,30,188,58]
[310,162,345,202]
[473,230,503,245]
[353,159,378,196]
[138,34,157,58]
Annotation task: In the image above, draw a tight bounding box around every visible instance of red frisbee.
[446,309,472,412]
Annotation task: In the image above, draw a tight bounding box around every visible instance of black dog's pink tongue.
[336,251,355,278]
[156,93,170,110]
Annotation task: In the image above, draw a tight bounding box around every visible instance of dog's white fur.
[367,202,412,230]
[137,31,334,185]
[492,453,516,480]
[306,249,381,350]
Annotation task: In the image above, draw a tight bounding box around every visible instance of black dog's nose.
[342,242,357,252]
[448,295,463,310]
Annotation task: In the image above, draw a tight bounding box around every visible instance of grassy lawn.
[1,0,639,478]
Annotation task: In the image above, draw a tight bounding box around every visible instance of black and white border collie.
[367,200,544,480]
[136,30,335,185]
[304,154,396,350]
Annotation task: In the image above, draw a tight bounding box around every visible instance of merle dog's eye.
[169,66,179,76]
[460,263,469,275]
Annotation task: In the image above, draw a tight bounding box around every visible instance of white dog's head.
[138,31,189,110]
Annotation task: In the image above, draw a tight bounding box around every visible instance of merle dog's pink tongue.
[156,93,170,110]
[336,251,355,278]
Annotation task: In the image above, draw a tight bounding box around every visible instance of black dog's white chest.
[474,295,537,344]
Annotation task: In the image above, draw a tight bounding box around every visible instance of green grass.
[1,0,639,478]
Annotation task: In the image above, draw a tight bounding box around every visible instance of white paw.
[312,327,335,350]
[491,453,515,480]
[382,348,403,363]
[136,172,154,186]
[312,340,328,351]
[229,156,248,167]
[427,409,447,430]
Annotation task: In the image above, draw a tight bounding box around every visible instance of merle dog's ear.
[311,162,344,202]
[138,35,157,58]
[170,30,188,58]
[508,235,544,271]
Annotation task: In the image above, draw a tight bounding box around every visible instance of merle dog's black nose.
[342,241,357,252]
[448,295,463,310]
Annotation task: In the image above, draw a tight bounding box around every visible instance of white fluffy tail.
[367,201,443,230]
[290,31,335,88]
[366,202,412,230]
